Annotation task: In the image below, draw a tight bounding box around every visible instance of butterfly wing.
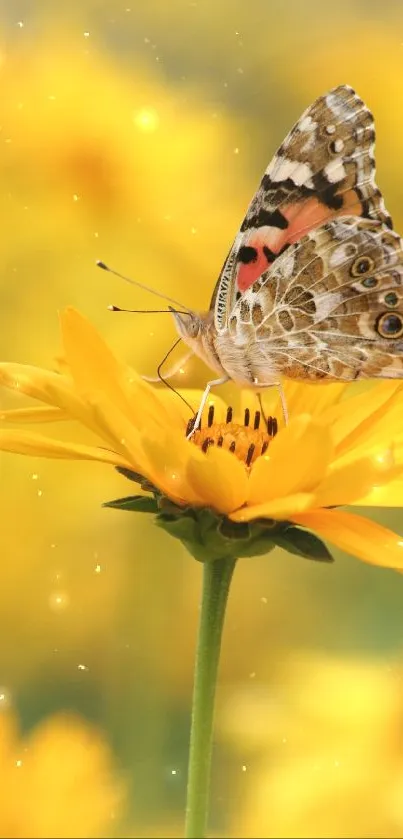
[228,216,403,382]
[213,85,392,333]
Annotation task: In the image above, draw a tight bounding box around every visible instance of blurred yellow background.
[1,1,403,836]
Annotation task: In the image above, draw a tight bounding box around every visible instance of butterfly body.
[171,85,403,398]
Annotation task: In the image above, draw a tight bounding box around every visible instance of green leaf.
[276,526,334,563]
[103,494,158,513]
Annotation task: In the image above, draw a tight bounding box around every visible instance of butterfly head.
[169,306,202,342]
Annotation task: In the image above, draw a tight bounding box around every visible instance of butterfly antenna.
[107,304,191,315]
[97,261,191,312]
[157,337,195,415]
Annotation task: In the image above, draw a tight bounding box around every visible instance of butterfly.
[170,84,403,431]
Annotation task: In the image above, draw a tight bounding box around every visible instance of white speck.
[0,688,11,709]
[179,368,185,375]
[398,541,403,548]
[171,473,177,481]
[37,489,43,497]
[15,759,22,767]
[260,596,267,604]
[50,543,57,549]
[242,764,247,772]
[77,664,89,671]
[171,769,177,775]
[133,108,159,132]
[325,124,336,134]
[95,564,101,574]
[73,194,80,202]
[32,473,38,480]
[17,21,24,28]
[49,590,70,612]
[94,231,99,238]
[234,147,239,154]
[83,31,90,38]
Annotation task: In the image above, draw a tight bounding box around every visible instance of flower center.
[187,405,278,467]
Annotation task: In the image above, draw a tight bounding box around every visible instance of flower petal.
[292,509,403,568]
[0,430,130,467]
[313,450,403,507]
[0,406,68,423]
[351,479,403,507]
[187,445,249,514]
[61,309,179,432]
[140,433,204,506]
[230,492,315,522]
[320,381,402,454]
[0,363,108,440]
[284,380,348,419]
[248,415,333,505]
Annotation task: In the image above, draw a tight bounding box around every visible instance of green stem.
[185,556,237,839]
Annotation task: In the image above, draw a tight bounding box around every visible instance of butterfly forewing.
[213,84,393,333]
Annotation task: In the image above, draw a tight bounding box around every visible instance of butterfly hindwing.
[228,217,403,382]
[213,85,392,333]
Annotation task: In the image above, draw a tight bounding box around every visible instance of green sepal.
[103,494,158,513]
[275,525,334,562]
[106,479,333,565]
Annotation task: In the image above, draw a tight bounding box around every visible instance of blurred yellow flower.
[219,652,403,838]
[0,710,123,838]
[1,308,403,568]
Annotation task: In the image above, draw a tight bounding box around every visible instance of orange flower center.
[187,405,278,467]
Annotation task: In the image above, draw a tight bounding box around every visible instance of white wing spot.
[269,157,314,187]
[267,156,296,181]
[328,243,357,269]
[333,139,344,153]
[324,159,346,184]
[298,115,317,132]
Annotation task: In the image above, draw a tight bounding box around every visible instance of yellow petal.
[0,429,130,467]
[60,308,136,414]
[320,381,402,454]
[284,380,348,419]
[82,397,148,475]
[313,451,403,508]
[61,309,181,433]
[248,415,333,505]
[140,433,204,506]
[0,406,68,422]
[292,509,403,568]
[351,479,403,507]
[0,363,107,440]
[230,492,315,522]
[187,445,249,514]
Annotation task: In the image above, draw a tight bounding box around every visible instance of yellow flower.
[1,308,403,568]
[0,710,123,838]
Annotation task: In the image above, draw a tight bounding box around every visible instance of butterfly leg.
[187,375,229,439]
[256,381,289,426]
